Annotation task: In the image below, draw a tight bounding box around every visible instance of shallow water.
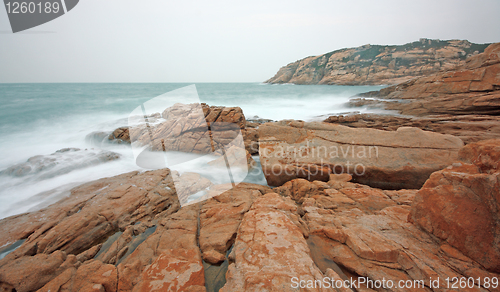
[0,83,386,219]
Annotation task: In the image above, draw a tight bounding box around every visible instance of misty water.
[0,83,386,220]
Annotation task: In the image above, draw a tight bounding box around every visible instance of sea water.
[0,83,385,219]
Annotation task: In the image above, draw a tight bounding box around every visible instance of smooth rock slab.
[221,193,328,292]
[259,120,464,189]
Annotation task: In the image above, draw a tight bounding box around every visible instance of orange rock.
[129,103,247,154]
[199,186,263,264]
[355,43,500,116]
[0,250,73,292]
[410,139,500,273]
[265,39,489,86]
[259,121,463,189]
[324,113,500,145]
[38,260,118,292]
[221,193,327,291]
[134,249,205,292]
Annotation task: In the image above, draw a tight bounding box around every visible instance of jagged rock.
[1,140,498,291]
[266,39,490,85]
[289,175,499,292]
[325,113,500,144]
[355,42,500,116]
[129,103,246,155]
[410,139,500,273]
[0,168,180,292]
[108,127,130,144]
[258,120,464,189]
[0,167,272,292]
[113,103,261,156]
[199,184,268,264]
[0,250,76,292]
[38,260,118,292]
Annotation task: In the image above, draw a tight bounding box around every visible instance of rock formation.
[324,114,500,144]
[109,127,130,144]
[266,39,490,85]
[1,140,499,291]
[258,120,463,189]
[127,103,259,156]
[353,42,500,116]
[410,139,500,273]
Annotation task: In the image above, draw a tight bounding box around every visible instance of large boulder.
[258,120,464,189]
[1,159,498,291]
[409,139,500,272]
[129,103,246,154]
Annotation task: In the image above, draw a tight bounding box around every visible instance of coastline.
[0,44,499,291]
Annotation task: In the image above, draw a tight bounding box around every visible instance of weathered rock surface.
[266,39,489,85]
[282,175,499,292]
[324,113,500,144]
[109,127,130,144]
[103,103,260,156]
[221,193,327,291]
[354,42,500,116]
[410,139,500,273]
[258,120,464,189]
[129,103,246,154]
[0,148,120,179]
[0,166,273,292]
[1,140,498,291]
[1,163,499,291]
[199,184,268,265]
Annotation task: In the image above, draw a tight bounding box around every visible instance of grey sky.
[0,0,499,83]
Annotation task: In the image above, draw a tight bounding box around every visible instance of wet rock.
[259,120,463,189]
[0,148,121,179]
[130,103,246,155]
[86,131,112,146]
[108,127,130,144]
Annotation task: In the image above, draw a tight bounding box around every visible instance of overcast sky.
[0,0,499,83]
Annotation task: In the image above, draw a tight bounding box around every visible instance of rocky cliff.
[265,38,490,85]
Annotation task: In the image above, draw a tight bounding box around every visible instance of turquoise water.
[0,83,384,219]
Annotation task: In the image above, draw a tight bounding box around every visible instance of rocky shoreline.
[265,39,490,86]
[1,43,500,291]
